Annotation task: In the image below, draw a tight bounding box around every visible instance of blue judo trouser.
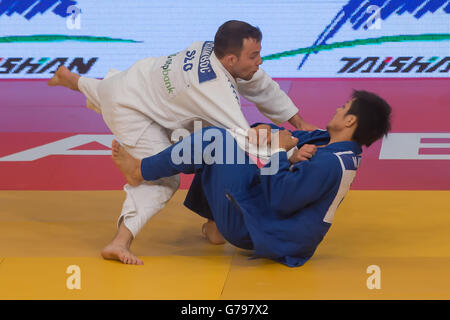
[140,127,257,249]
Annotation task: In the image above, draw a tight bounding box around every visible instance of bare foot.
[48,66,80,91]
[202,220,226,245]
[101,244,144,265]
[111,140,143,186]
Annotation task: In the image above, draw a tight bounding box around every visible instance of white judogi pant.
[78,72,180,238]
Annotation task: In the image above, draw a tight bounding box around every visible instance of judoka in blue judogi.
[111,91,392,267]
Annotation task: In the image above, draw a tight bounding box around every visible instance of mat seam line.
[219,250,235,299]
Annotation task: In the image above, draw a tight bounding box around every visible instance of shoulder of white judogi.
[184,46,242,108]
[170,43,249,131]
[190,41,237,88]
[182,42,240,102]
[190,42,226,84]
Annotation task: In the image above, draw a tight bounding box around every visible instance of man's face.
[326,99,355,131]
[231,38,262,80]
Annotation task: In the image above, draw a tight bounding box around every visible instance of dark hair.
[346,90,392,147]
[214,20,262,59]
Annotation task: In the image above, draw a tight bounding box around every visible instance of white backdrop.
[0,0,449,78]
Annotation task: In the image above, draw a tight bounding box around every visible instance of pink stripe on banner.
[421,138,450,143]
[1,78,449,190]
[1,106,110,133]
[0,79,86,108]
[350,141,450,190]
[0,80,109,133]
[419,148,450,155]
[285,78,450,132]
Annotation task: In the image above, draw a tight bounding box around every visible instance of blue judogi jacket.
[184,124,362,267]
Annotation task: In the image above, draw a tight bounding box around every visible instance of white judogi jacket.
[79,41,300,238]
[94,41,298,147]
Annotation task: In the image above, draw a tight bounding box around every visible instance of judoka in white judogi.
[77,41,299,238]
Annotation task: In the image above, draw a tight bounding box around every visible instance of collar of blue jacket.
[250,122,363,155]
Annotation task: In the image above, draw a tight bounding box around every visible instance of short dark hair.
[214,20,262,59]
[346,90,392,147]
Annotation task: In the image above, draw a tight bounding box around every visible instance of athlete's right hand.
[248,124,272,146]
[289,144,317,164]
[273,130,299,151]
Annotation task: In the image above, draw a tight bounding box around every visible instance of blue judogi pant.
[140,127,256,249]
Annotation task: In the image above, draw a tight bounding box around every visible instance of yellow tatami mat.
[0,190,449,299]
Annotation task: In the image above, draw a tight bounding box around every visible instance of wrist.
[272,147,286,153]
[296,119,306,130]
[289,114,305,129]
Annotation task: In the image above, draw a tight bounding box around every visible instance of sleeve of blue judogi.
[140,127,231,182]
[259,151,342,217]
[140,131,205,181]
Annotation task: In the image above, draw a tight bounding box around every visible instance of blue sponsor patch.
[198,41,217,83]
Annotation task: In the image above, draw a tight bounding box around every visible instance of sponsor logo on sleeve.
[161,53,177,94]
[198,41,217,83]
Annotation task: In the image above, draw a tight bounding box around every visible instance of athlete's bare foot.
[47,66,80,91]
[101,222,144,265]
[111,140,143,186]
[202,220,226,245]
[101,243,144,265]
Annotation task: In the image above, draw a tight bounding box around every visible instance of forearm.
[250,122,285,130]
[288,113,306,130]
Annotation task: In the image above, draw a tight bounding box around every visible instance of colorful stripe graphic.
[0,0,77,20]
[0,35,142,43]
[298,0,450,69]
[1,78,449,190]
[263,34,450,61]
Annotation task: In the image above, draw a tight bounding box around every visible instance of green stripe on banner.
[262,34,450,61]
[0,35,142,43]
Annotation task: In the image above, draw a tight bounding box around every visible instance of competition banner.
[0,0,449,78]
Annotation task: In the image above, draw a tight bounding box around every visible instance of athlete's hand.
[289,144,317,164]
[248,124,272,146]
[273,130,298,151]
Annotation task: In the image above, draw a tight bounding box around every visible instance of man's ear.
[223,53,238,67]
[345,114,358,128]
